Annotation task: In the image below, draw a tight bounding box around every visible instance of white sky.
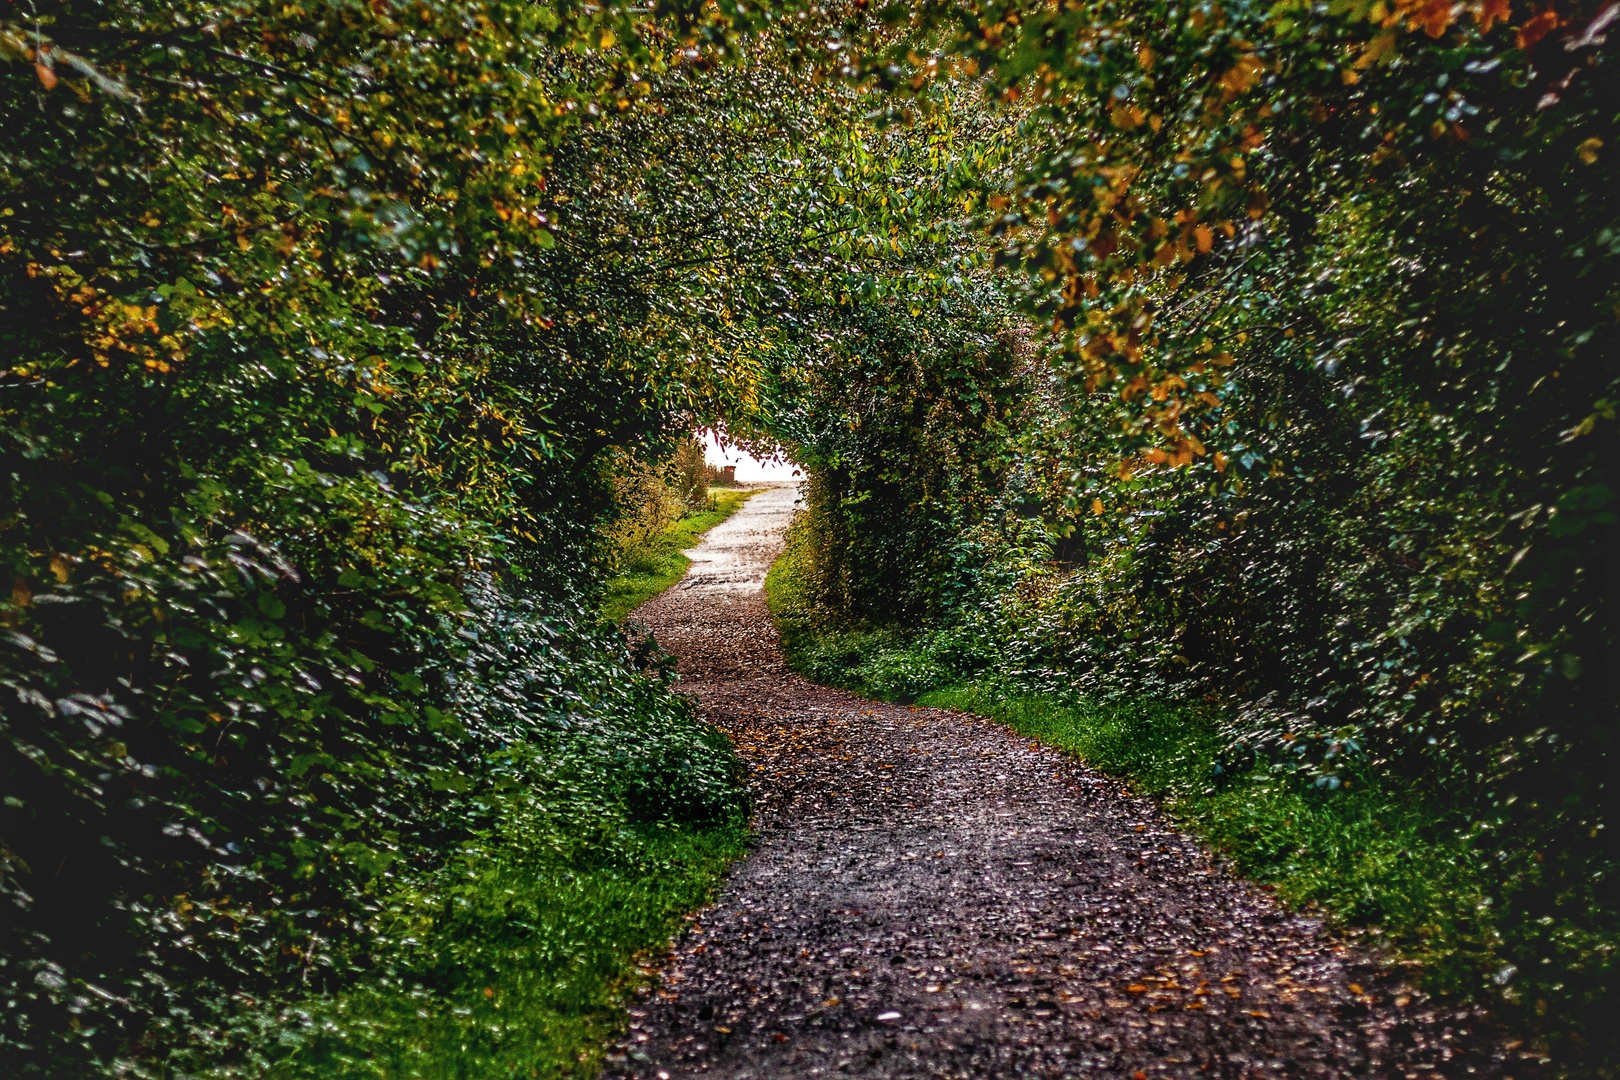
[703,431,801,482]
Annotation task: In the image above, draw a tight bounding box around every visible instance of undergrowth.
[239,815,747,1080]
[764,530,1581,1067]
[188,499,764,1079]
[601,488,754,622]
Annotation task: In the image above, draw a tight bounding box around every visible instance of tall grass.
[601,488,755,622]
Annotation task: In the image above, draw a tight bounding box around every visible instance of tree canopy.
[2,0,1615,1073]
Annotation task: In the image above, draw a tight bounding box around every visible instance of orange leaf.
[1246,185,1271,220]
[1412,0,1455,37]
[1516,3,1564,48]
[1111,104,1146,130]
[1476,0,1511,32]
[35,63,57,90]
[1194,225,1214,253]
[1218,55,1264,95]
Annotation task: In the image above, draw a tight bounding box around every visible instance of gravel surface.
[606,484,1538,1080]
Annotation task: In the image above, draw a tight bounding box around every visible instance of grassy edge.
[763,530,1500,1009]
[264,818,749,1080]
[601,487,757,623]
[253,491,768,1079]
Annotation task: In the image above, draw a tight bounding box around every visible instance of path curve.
[607,485,1531,1080]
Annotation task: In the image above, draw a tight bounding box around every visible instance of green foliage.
[5,0,1614,1071]
[766,299,1026,626]
[0,0,936,1073]
[770,0,1616,1068]
[668,437,713,516]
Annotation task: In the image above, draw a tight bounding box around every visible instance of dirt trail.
[606,485,1529,1080]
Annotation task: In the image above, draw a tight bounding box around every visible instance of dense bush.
[776,0,1618,1068]
[0,0,979,1071]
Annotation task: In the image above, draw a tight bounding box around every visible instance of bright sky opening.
[703,432,800,482]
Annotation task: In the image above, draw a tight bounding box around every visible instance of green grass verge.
[257,818,748,1080]
[763,530,1495,1006]
[217,495,763,1079]
[601,488,755,623]
[913,687,1488,981]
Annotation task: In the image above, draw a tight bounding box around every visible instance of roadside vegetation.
[0,4,983,1076]
[757,0,1614,1072]
[601,441,756,622]
[250,817,747,1080]
[601,488,752,623]
[770,540,1489,1015]
[3,0,1613,1075]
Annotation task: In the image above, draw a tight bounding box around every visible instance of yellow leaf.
[1577,137,1603,165]
[1355,32,1397,69]
[1218,55,1263,95]
[1110,104,1145,130]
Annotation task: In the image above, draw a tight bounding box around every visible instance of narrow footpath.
[605,484,1531,1080]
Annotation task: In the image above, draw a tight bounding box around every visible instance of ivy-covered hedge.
[0,0,833,1072]
[774,0,1617,1069]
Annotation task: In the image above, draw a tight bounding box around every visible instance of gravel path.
[605,485,1535,1080]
